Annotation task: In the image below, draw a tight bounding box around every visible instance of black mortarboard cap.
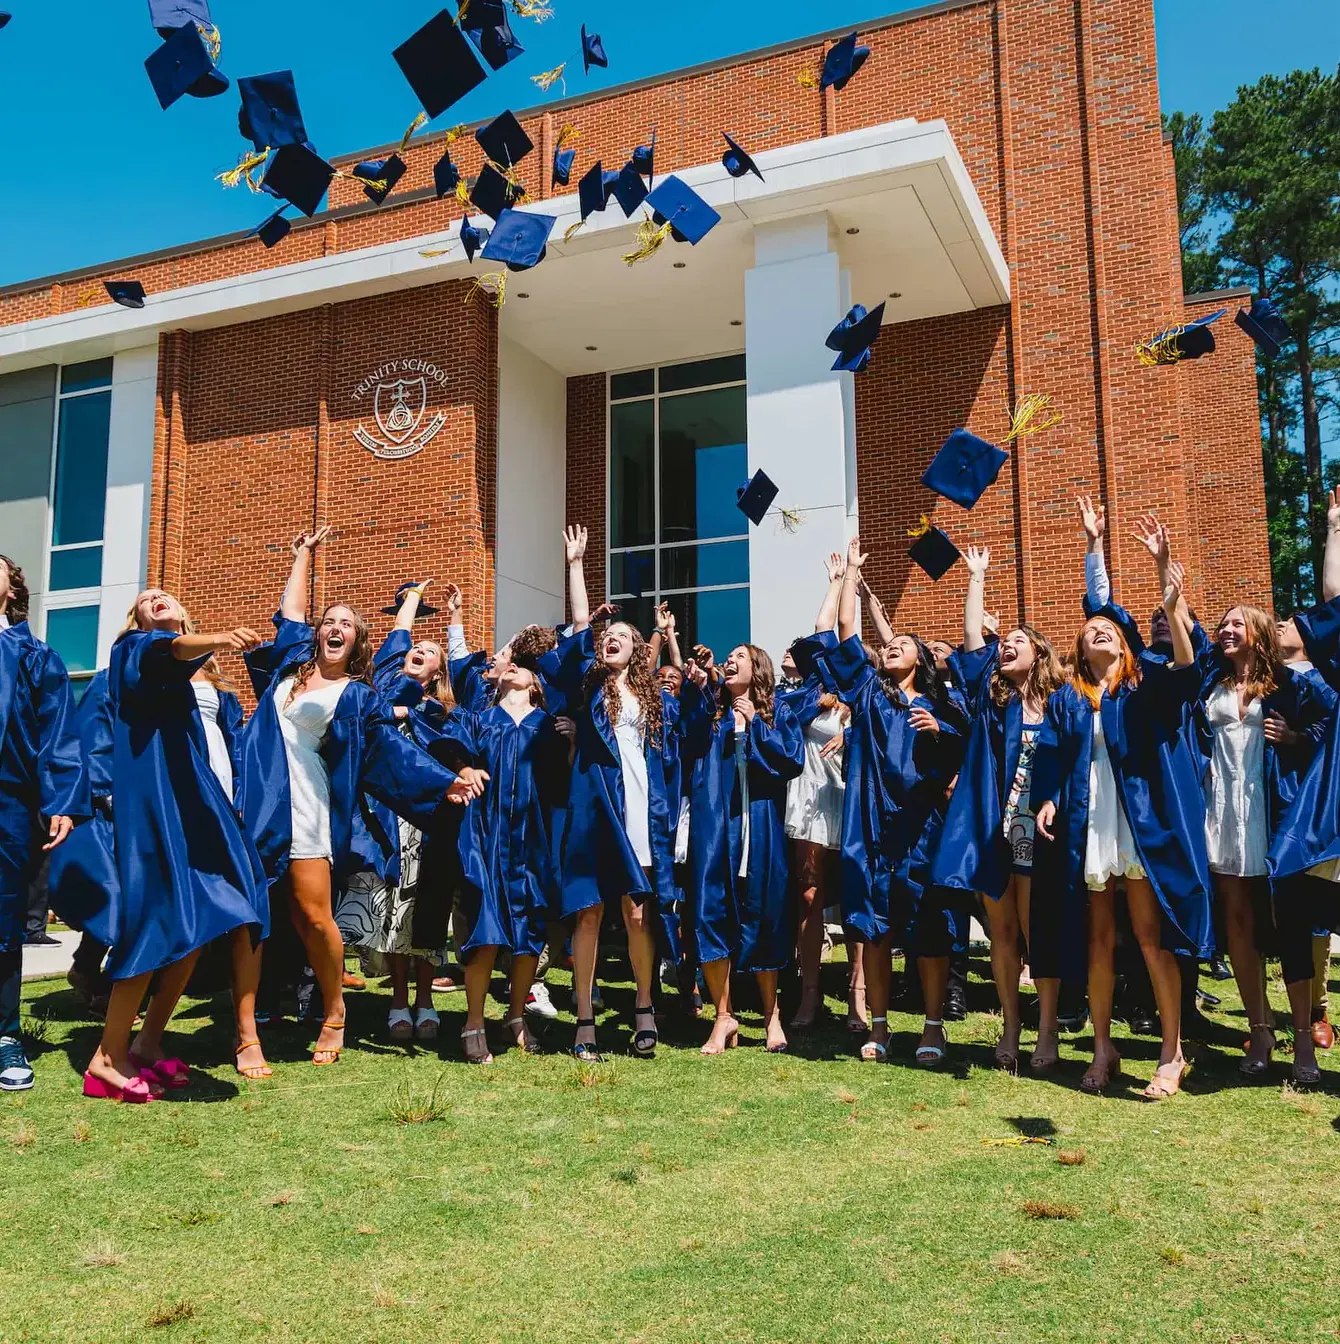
[148,0,213,38]
[237,71,307,152]
[825,302,886,373]
[145,21,229,110]
[908,524,960,581]
[601,168,621,204]
[262,142,335,217]
[476,110,533,170]
[460,214,489,262]
[482,209,556,272]
[646,175,720,245]
[581,24,607,73]
[381,584,440,618]
[631,132,655,180]
[470,163,522,220]
[459,0,523,72]
[820,31,870,92]
[105,280,146,310]
[577,160,607,220]
[611,163,649,217]
[1160,308,1225,362]
[721,132,764,181]
[253,209,291,249]
[920,429,1009,510]
[433,149,461,200]
[0,13,11,29]
[1235,296,1291,360]
[352,154,406,206]
[553,145,576,188]
[736,470,779,526]
[394,8,487,120]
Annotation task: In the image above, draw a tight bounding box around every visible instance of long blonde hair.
[123,593,233,692]
[990,625,1065,710]
[1216,605,1279,703]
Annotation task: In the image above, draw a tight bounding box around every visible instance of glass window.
[659,386,748,545]
[659,355,746,394]
[52,390,111,546]
[48,546,103,591]
[45,605,100,675]
[660,541,749,592]
[663,589,750,659]
[609,369,654,401]
[608,399,655,549]
[59,359,113,395]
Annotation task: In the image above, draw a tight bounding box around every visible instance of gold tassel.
[563,218,586,243]
[509,0,553,18]
[464,271,507,307]
[907,515,931,539]
[531,63,567,93]
[419,247,452,258]
[443,123,469,146]
[780,508,803,533]
[399,112,428,152]
[74,289,102,309]
[454,0,471,26]
[217,148,270,191]
[196,21,221,61]
[1135,329,1184,367]
[339,169,388,193]
[555,122,580,152]
[797,69,820,90]
[622,214,674,265]
[1003,393,1063,442]
[455,179,471,205]
[981,1136,1053,1147]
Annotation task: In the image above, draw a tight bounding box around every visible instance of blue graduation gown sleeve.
[75,668,115,799]
[1295,595,1340,690]
[449,650,493,712]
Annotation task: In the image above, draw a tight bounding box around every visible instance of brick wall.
[564,373,606,621]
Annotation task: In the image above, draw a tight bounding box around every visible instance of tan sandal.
[312,1018,345,1066]
[1142,1059,1187,1101]
[234,1039,272,1080]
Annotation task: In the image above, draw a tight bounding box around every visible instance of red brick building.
[0,0,1269,688]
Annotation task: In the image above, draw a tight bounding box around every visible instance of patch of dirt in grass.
[1021,1200,1080,1221]
[148,1299,195,1328]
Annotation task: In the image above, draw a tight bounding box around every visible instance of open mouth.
[325,633,345,651]
[151,600,172,618]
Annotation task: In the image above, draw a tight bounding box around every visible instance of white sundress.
[612,691,653,869]
[784,706,846,849]
[1203,682,1268,878]
[1084,709,1146,891]
[191,680,234,802]
[273,674,346,862]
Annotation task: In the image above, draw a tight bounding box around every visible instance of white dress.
[191,681,234,801]
[273,674,345,862]
[784,706,845,849]
[1084,710,1146,890]
[613,691,653,868]
[1203,683,1268,877]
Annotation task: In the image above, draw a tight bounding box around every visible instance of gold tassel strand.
[531,63,567,94]
[554,122,580,152]
[196,21,221,61]
[399,112,428,152]
[1003,393,1063,443]
[217,148,271,192]
[563,218,586,243]
[1135,328,1184,367]
[510,0,553,19]
[74,289,103,309]
[338,169,388,194]
[464,272,507,308]
[622,214,674,265]
[797,69,820,89]
[907,515,931,539]
[780,508,804,533]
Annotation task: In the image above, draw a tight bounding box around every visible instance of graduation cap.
[0,13,11,29]
[574,161,608,218]
[820,31,870,92]
[907,518,960,581]
[581,24,607,73]
[553,145,576,188]
[920,429,1009,511]
[460,214,489,262]
[145,20,229,110]
[721,132,763,181]
[631,131,655,180]
[261,142,335,217]
[482,209,556,272]
[470,163,523,220]
[736,470,779,526]
[459,0,523,71]
[394,8,487,120]
[1135,308,1225,365]
[476,110,533,170]
[252,209,291,250]
[148,0,215,38]
[611,163,649,217]
[645,175,720,245]
[825,302,886,373]
[1236,296,1291,360]
[381,583,440,618]
[237,71,307,153]
[104,280,146,310]
[352,154,406,206]
[433,149,462,201]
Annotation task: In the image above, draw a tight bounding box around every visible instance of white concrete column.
[744,214,857,662]
[98,345,158,664]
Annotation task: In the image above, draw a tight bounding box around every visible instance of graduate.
[679,638,805,1055]
[932,544,1066,1072]
[239,528,484,1066]
[810,537,966,1067]
[0,555,86,1092]
[544,525,679,1061]
[1032,516,1212,1100]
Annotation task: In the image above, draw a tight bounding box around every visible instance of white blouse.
[1203,682,1268,877]
[1084,709,1146,890]
[191,681,234,801]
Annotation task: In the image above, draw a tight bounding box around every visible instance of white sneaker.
[525,982,558,1020]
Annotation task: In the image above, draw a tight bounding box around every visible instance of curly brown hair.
[584,622,662,747]
[989,625,1064,710]
[285,602,374,708]
[510,623,558,671]
[0,554,29,624]
[714,643,777,726]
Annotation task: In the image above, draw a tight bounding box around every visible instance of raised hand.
[846,534,868,572]
[411,578,435,598]
[1329,487,1340,532]
[655,601,675,634]
[218,627,263,652]
[290,524,331,556]
[685,659,709,690]
[443,583,463,620]
[591,601,619,625]
[563,525,588,563]
[964,544,990,579]
[908,706,940,735]
[1077,495,1105,542]
[824,551,847,584]
[692,644,716,676]
[1131,512,1170,567]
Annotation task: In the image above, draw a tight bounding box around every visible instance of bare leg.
[85,972,155,1091]
[791,841,827,1028]
[131,949,203,1062]
[985,882,1023,1065]
[1288,975,1321,1079]
[462,947,498,1062]
[846,937,867,1030]
[504,954,540,1050]
[386,952,410,1012]
[622,894,658,1041]
[916,956,949,1061]
[1218,874,1272,1067]
[1083,882,1121,1088]
[571,904,602,1049]
[1127,877,1186,1096]
[413,956,437,1011]
[229,928,268,1077]
[757,970,786,1051]
[863,935,892,1053]
[700,958,737,1054]
[287,859,345,1062]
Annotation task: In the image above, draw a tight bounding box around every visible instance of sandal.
[571,1018,602,1064]
[461,1026,493,1065]
[1239,1023,1275,1078]
[915,1019,947,1068]
[860,1016,888,1062]
[1030,1032,1060,1074]
[504,1016,539,1054]
[701,1015,739,1055]
[387,1007,413,1042]
[82,1071,154,1103]
[630,1003,658,1059]
[1293,1058,1322,1085]
[312,1018,345,1066]
[1079,1052,1122,1095]
[234,1040,272,1081]
[413,1007,440,1042]
[1142,1059,1187,1102]
[129,1053,190,1090]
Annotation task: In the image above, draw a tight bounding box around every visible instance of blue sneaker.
[0,1036,34,1091]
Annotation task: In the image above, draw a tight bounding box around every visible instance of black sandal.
[571,1017,602,1064]
[630,1003,658,1059]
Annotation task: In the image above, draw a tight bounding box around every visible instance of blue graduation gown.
[0,622,88,949]
[542,627,678,916]
[811,633,964,947]
[678,683,805,971]
[239,618,462,889]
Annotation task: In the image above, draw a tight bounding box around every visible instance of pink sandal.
[82,1072,155,1103]
[130,1054,190,1089]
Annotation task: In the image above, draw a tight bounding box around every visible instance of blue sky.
[0,0,1335,286]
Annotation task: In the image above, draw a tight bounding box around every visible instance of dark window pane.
[60,358,113,394]
[659,386,747,545]
[52,391,111,546]
[607,596,654,642]
[609,369,654,400]
[663,588,750,660]
[609,399,655,549]
[45,605,100,674]
[609,550,655,599]
[658,355,745,394]
[69,675,95,705]
[49,546,102,591]
[661,541,748,591]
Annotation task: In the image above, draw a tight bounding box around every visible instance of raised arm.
[564,525,591,633]
[1130,511,1173,600]
[652,602,682,669]
[1324,487,1340,603]
[171,627,264,662]
[837,535,866,643]
[395,579,433,634]
[814,552,846,633]
[1077,495,1110,609]
[963,545,989,653]
[281,525,330,622]
[1160,558,1195,669]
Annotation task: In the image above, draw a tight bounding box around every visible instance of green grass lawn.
[2,953,1336,1343]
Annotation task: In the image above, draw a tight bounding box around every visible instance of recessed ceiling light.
[672,262,686,269]
[888,291,902,299]
[729,320,742,327]
[516,292,530,299]
[585,345,598,351]
[845,227,859,235]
